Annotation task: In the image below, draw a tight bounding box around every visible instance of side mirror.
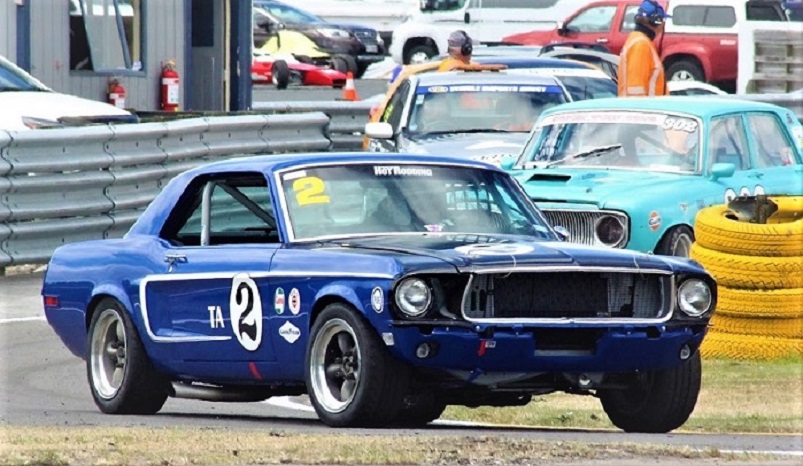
[709,162,735,180]
[499,156,517,171]
[364,121,394,139]
[464,11,470,23]
[553,225,570,241]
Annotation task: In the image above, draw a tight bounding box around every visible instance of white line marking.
[720,449,803,457]
[0,316,47,324]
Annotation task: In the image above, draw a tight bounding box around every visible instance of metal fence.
[253,101,374,150]
[0,112,330,267]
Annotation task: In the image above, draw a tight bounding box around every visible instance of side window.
[383,81,411,129]
[672,6,706,26]
[709,116,750,171]
[747,113,797,167]
[421,0,467,12]
[164,174,277,246]
[566,6,617,33]
[70,0,143,72]
[484,0,559,7]
[621,5,639,32]
[703,6,737,27]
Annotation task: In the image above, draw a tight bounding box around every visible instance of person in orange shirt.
[437,30,476,72]
[618,1,671,97]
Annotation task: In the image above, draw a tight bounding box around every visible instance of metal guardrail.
[0,112,330,267]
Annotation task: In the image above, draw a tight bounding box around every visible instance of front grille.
[354,30,377,43]
[463,272,668,320]
[540,209,628,247]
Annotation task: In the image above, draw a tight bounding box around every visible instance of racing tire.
[271,59,290,90]
[331,56,349,73]
[655,225,695,257]
[666,58,705,82]
[306,303,409,427]
[710,314,803,339]
[716,286,803,319]
[689,243,803,290]
[342,55,359,76]
[599,351,701,433]
[86,297,169,415]
[694,204,803,257]
[392,392,447,427]
[701,329,803,361]
[405,44,437,65]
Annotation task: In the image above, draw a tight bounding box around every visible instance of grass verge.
[443,357,803,433]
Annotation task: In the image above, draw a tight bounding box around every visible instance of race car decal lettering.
[283,170,306,181]
[373,165,433,176]
[278,321,301,344]
[662,117,697,133]
[539,112,669,127]
[293,176,330,206]
[455,243,534,256]
[274,287,285,315]
[207,305,225,329]
[289,288,301,315]
[230,274,263,352]
[418,85,561,94]
[371,287,384,313]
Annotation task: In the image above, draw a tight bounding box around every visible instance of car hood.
[0,91,132,131]
[318,234,686,274]
[405,132,528,159]
[512,168,688,207]
[503,29,556,46]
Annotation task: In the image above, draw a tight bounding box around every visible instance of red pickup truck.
[503,0,789,91]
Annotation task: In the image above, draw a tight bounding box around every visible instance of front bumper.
[387,322,707,377]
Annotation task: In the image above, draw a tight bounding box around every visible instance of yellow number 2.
[293,176,330,206]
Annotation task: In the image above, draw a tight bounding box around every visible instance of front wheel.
[655,225,695,257]
[306,303,409,427]
[86,297,169,414]
[599,352,702,433]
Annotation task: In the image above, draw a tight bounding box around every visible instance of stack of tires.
[691,196,803,360]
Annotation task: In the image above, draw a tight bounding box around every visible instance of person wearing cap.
[438,30,476,72]
[618,0,671,97]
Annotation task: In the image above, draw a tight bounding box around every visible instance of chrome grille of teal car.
[540,209,629,247]
[462,272,669,321]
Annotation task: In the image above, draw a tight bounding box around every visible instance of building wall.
[28,0,186,112]
[0,1,17,62]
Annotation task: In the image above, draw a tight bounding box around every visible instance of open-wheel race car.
[43,152,716,432]
[252,53,347,89]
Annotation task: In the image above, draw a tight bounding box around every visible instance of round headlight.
[595,215,626,247]
[678,279,712,317]
[395,278,432,318]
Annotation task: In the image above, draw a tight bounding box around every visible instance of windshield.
[0,56,49,92]
[256,2,322,24]
[558,76,617,100]
[518,111,702,173]
[279,163,555,241]
[407,84,567,136]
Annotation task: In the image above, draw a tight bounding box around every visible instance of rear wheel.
[271,59,290,90]
[666,59,705,82]
[87,297,169,414]
[405,44,437,64]
[331,56,349,73]
[306,303,409,427]
[600,352,702,433]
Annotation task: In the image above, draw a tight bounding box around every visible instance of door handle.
[164,254,187,265]
[596,38,609,44]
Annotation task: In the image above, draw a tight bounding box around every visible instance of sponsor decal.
[274,287,285,315]
[648,211,662,232]
[539,111,672,127]
[455,243,534,256]
[278,321,301,344]
[371,287,384,313]
[229,274,263,352]
[373,165,433,177]
[289,288,301,315]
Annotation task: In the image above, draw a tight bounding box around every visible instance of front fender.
[661,44,712,81]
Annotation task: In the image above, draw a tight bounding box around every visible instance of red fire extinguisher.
[108,78,126,109]
[160,60,180,112]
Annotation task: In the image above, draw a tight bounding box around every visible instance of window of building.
[70,0,143,72]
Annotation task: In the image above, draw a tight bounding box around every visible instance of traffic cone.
[342,71,359,101]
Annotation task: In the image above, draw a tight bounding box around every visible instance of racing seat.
[366,195,416,232]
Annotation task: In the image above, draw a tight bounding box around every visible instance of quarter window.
[747,114,797,167]
[565,6,617,33]
[69,0,143,72]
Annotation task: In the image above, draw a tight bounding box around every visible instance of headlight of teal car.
[677,278,712,317]
[595,215,626,247]
[395,278,432,318]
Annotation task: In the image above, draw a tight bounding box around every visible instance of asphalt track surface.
[1,271,802,465]
[252,79,388,103]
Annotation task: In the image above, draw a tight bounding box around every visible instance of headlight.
[395,278,432,317]
[595,215,626,247]
[317,28,350,39]
[677,279,712,317]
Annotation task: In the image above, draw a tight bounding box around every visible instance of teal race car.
[503,97,803,257]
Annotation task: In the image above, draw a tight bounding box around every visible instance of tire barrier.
[692,196,803,361]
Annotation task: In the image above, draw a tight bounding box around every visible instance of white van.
[389,0,588,64]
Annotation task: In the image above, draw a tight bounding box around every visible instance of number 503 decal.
[725,185,765,202]
[293,176,330,206]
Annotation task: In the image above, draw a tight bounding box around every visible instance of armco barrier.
[0,112,331,267]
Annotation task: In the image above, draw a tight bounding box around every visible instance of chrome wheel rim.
[409,51,431,64]
[670,70,696,81]
[90,309,126,399]
[310,318,361,414]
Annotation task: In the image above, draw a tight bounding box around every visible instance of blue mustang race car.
[506,97,803,256]
[43,153,715,432]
